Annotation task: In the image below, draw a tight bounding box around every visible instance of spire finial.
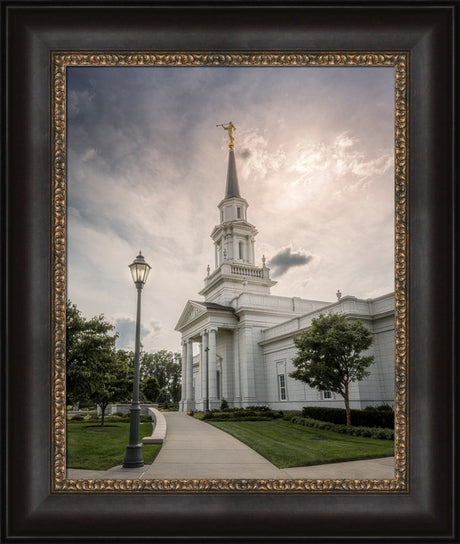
[217,122,236,149]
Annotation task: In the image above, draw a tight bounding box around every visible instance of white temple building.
[176,127,395,412]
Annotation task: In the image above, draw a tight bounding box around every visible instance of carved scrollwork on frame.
[51,51,409,493]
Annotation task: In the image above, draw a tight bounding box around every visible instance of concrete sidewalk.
[142,412,283,479]
[67,412,395,480]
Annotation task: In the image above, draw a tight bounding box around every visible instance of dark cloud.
[268,247,313,277]
[238,148,251,159]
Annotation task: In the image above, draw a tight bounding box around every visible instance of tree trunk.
[343,384,351,426]
[101,406,106,427]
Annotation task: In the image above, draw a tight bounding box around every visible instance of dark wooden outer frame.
[1,1,457,542]
[50,50,409,495]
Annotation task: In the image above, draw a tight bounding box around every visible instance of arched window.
[237,207,241,219]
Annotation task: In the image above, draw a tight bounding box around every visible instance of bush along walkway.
[291,416,394,440]
[301,405,394,429]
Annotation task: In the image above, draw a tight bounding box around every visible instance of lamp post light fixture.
[123,251,151,468]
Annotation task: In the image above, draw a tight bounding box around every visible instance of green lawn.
[67,420,162,470]
[210,420,394,468]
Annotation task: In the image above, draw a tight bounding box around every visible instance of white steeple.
[200,124,276,305]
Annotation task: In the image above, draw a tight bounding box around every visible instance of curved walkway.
[67,412,394,480]
[143,412,283,479]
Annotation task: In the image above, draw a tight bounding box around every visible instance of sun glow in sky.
[67,66,395,353]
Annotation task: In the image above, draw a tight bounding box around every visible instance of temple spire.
[217,122,241,198]
[200,124,276,303]
[225,148,241,198]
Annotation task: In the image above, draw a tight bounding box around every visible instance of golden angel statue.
[217,122,236,149]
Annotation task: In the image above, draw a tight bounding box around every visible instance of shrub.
[70,415,84,421]
[280,410,302,421]
[291,416,394,440]
[202,408,283,421]
[301,406,394,429]
[220,399,230,411]
[376,403,394,411]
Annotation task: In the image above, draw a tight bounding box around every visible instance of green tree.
[66,301,131,425]
[140,349,181,402]
[91,354,132,426]
[142,376,160,402]
[290,313,374,426]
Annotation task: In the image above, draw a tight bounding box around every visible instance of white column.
[185,339,194,410]
[239,325,257,406]
[200,330,208,411]
[180,341,187,411]
[208,327,218,407]
[250,237,255,265]
[233,328,241,407]
[222,331,231,402]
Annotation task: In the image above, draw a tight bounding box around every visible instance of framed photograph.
[2,1,457,542]
[60,53,404,489]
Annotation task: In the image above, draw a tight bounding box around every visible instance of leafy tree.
[90,354,132,426]
[140,349,181,402]
[156,388,170,405]
[66,301,131,425]
[290,313,374,426]
[116,348,134,370]
[142,376,160,402]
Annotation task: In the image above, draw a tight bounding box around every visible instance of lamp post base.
[123,444,144,468]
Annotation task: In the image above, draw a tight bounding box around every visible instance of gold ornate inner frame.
[51,51,409,494]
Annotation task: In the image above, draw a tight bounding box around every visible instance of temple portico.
[179,322,239,412]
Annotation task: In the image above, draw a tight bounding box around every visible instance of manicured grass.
[67,420,162,470]
[209,420,394,468]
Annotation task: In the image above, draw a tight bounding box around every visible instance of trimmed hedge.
[203,408,283,421]
[301,406,394,429]
[291,416,394,440]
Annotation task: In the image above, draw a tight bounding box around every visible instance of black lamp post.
[123,251,151,468]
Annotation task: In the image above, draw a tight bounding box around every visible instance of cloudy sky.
[67,66,395,354]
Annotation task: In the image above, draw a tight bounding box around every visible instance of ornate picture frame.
[52,51,408,494]
[2,2,457,541]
